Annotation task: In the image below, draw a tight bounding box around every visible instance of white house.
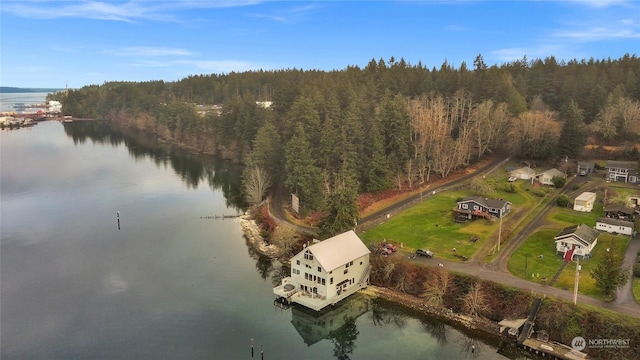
[573,192,596,212]
[596,217,635,236]
[534,168,565,186]
[509,166,537,180]
[605,160,638,183]
[273,230,370,311]
[554,224,600,261]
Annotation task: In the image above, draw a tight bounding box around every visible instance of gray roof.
[307,230,370,272]
[605,160,638,170]
[597,217,635,228]
[554,224,600,246]
[604,204,635,215]
[536,168,565,178]
[459,196,511,209]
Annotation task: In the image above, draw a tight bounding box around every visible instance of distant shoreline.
[0,87,65,94]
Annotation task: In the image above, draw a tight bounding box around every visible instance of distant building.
[534,168,565,186]
[573,192,596,212]
[595,217,634,236]
[273,230,370,311]
[509,166,537,180]
[454,196,511,221]
[605,160,639,183]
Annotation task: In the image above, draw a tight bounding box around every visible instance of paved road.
[616,236,640,306]
[405,249,640,319]
[268,156,640,318]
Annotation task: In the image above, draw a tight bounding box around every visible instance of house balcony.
[274,275,370,312]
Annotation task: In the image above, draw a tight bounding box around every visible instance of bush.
[551,176,566,188]
[634,263,640,278]
[556,194,570,207]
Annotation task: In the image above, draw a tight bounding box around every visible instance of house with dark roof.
[273,230,370,311]
[605,160,639,183]
[603,204,637,222]
[554,224,600,261]
[596,217,635,236]
[454,196,511,221]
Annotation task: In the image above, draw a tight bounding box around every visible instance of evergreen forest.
[55,54,640,238]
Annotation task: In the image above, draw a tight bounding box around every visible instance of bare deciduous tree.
[271,223,299,258]
[421,268,451,307]
[461,281,489,318]
[243,165,271,204]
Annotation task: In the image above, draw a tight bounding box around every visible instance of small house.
[509,166,537,180]
[573,192,596,212]
[605,160,639,183]
[454,196,511,221]
[596,217,635,236]
[554,224,600,261]
[577,161,595,175]
[534,168,565,186]
[273,230,370,311]
[603,204,636,222]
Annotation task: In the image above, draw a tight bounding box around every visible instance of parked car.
[508,176,517,182]
[415,249,433,257]
[382,242,397,252]
[379,247,393,256]
[579,170,587,176]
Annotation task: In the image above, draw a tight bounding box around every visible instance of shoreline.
[237,214,503,344]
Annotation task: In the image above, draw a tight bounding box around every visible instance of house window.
[304,250,314,260]
[344,268,349,274]
[345,262,349,268]
[330,277,333,285]
[473,205,479,210]
[296,260,300,265]
[350,261,353,266]
[318,266,322,272]
[462,204,468,209]
[321,278,325,285]
[360,261,363,265]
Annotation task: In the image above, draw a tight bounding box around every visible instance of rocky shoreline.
[237,214,501,339]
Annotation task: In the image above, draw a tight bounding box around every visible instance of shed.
[573,192,596,212]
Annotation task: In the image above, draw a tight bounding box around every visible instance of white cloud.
[492,45,564,62]
[563,0,629,8]
[556,26,640,41]
[179,59,265,73]
[1,0,264,22]
[106,47,194,57]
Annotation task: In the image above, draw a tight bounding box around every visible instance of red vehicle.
[382,242,397,252]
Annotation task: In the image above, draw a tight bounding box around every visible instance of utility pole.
[573,258,581,305]
[497,213,503,252]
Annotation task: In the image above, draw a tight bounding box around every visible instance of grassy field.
[360,190,494,261]
[634,277,640,303]
[508,229,630,300]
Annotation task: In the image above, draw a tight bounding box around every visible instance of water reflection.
[291,296,369,359]
[62,121,246,210]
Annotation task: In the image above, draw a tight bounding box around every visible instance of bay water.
[1,113,533,359]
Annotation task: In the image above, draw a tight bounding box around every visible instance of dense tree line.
[54,54,640,238]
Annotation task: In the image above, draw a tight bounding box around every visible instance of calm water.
[1,120,533,359]
[0,92,51,113]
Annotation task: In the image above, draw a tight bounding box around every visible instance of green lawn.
[360,190,494,261]
[360,168,557,261]
[634,277,640,304]
[508,230,630,300]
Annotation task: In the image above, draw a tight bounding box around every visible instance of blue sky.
[1,0,638,89]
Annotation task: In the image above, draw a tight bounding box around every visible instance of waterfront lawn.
[509,230,630,300]
[361,191,497,261]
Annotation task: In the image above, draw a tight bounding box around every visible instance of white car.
[508,176,517,182]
